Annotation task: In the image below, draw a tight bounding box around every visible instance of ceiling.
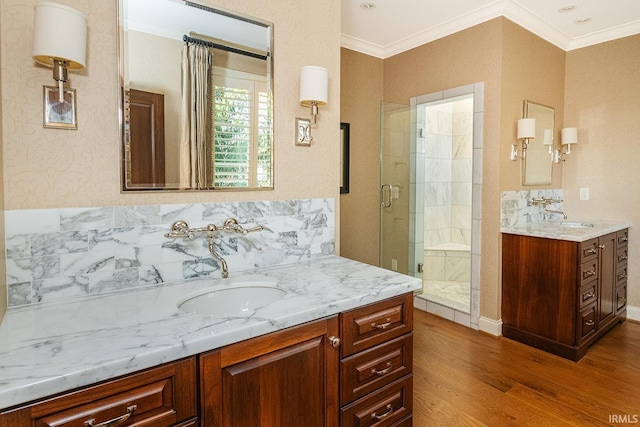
[341,0,640,58]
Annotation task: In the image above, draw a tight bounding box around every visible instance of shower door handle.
[381,184,393,208]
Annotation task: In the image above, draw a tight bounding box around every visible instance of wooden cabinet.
[339,293,414,426]
[0,357,197,426]
[502,230,628,361]
[1,294,415,427]
[199,316,340,427]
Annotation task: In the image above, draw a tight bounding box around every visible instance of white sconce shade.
[555,127,579,163]
[33,2,87,69]
[299,66,328,107]
[297,66,328,145]
[543,129,553,146]
[32,2,87,102]
[517,118,536,139]
[561,127,578,145]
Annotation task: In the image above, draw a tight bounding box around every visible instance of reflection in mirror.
[522,100,553,185]
[119,0,274,191]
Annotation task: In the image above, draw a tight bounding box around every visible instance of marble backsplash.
[501,189,564,227]
[5,198,335,308]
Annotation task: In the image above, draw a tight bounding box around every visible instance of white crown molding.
[340,34,386,59]
[568,20,640,50]
[341,1,639,58]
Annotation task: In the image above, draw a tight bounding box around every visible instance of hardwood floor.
[412,309,640,426]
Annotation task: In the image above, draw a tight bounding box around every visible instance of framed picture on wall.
[340,122,350,194]
[43,86,78,130]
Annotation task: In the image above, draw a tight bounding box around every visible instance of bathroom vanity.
[0,256,420,426]
[501,221,630,361]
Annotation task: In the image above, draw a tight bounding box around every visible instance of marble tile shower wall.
[501,189,564,226]
[5,199,336,308]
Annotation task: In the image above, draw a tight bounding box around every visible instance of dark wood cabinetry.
[1,294,415,427]
[199,316,340,427]
[0,358,197,426]
[502,230,628,361]
[339,293,414,426]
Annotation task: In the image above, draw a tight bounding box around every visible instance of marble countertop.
[0,256,421,410]
[501,220,630,242]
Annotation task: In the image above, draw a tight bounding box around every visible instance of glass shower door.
[379,101,418,277]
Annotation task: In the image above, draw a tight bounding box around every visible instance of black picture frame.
[340,122,350,194]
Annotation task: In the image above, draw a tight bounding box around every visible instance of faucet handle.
[165,220,197,239]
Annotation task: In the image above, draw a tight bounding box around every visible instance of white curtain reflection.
[179,41,214,189]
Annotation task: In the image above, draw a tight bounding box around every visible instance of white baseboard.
[627,305,640,322]
[479,316,502,336]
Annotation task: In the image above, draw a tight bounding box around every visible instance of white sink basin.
[177,278,286,317]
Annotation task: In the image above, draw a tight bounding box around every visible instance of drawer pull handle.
[618,297,627,304]
[619,237,628,243]
[371,318,392,330]
[598,244,606,250]
[618,273,628,280]
[585,248,597,255]
[371,404,394,420]
[583,269,596,278]
[371,362,393,376]
[84,405,137,427]
[583,291,595,300]
[585,320,595,327]
[619,255,628,261]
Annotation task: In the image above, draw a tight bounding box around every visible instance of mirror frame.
[117,0,275,192]
[522,100,554,186]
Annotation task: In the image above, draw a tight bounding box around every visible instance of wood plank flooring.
[412,309,640,426]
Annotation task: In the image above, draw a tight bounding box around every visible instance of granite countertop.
[0,255,421,410]
[501,220,631,242]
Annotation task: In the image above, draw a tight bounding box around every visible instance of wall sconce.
[511,118,536,160]
[297,65,328,145]
[32,2,87,103]
[555,127,578,163]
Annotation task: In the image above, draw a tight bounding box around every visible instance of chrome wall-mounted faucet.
[165,218,264,278]
[531,197,567,219]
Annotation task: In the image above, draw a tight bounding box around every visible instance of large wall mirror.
[522,100,553,185]
[118,0,274,191]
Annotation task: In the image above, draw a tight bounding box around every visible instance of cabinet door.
[200,317,339,427]
[597,233,616,327]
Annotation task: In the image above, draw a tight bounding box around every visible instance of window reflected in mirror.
[119,0,274,191]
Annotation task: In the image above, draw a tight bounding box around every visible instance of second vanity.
[0,256,420,426]
[501,220,630,361]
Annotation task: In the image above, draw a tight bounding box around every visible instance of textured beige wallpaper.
[0,0,341,211]
[340,49,383,266]
[563,34,640,308]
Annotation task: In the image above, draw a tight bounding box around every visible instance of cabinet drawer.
[617,229,629,247]
[4,358,196,427]
[579,282,597,308]
[579,260,598,286]
[340,375,413,427]
[341,294,413,357]
[617,265,628,285]
[616,284,627,313]
[341,333,413,405]
[578,303,597,342]
[580,238,599,263]
[617,246,629,265]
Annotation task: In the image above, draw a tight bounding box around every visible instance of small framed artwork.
[340,122,350,194]
[43,86,78,130]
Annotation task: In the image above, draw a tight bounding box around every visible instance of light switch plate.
[580,187,590,200]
